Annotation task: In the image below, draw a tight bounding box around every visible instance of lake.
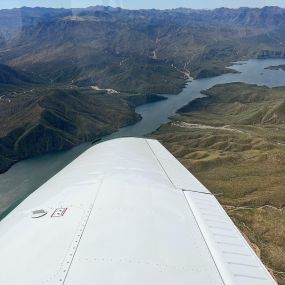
[1,58,285,218]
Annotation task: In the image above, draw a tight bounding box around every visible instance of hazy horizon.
[0,0,285,10]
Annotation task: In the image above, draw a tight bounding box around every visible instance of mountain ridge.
[1,6,285,92]
[0,5,284,172]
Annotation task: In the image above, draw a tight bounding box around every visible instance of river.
[1,58,285,218]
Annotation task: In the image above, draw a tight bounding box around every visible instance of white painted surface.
[184,191,277,285]
[0,138,276,285]
[146,139,210,193]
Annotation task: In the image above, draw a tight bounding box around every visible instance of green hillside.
[152,83,285,285]
[0,87,142,173]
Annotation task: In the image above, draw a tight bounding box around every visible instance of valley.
[0,6,285,283]
[0,6,285,172]
[0,64,168,173]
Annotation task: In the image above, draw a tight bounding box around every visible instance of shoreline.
[0,93,168,175]
[1,58,285,221]
[2,57,284,176]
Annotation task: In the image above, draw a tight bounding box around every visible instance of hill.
[0,64,36,85]
[0,6,285,171]
[0,6,284,93]
[179,82,285,124]
[152,82,285,285]
[0,87,142,173]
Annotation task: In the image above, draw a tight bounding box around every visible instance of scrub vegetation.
[1,6,285,171]
[152,83,285,284]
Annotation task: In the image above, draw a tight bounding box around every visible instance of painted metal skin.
[0,138,277,285]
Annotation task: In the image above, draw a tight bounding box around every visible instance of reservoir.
[1,58,285,218]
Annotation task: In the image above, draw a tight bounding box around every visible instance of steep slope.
[0,15,187,94]
[0,6,285,171]
[0,88,141,173]
[0,6,284,93]
[0,64,36,85]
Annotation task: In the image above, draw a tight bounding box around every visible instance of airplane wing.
[0,138,277,285]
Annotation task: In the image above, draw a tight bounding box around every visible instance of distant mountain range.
[0,6,284,89]
[1,6,285,37]
[0,6,285,172]
[1,7,284,283]
[172,6,285,27]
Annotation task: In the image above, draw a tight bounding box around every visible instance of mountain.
[0,6,284,283]
[173,6,285,27]
[0,7,71,39]
[0,6,284,93]
[212,6,285,27]
[0,87,142,173]
[0,6,284,172]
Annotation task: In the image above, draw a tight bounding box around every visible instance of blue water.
[105,58,285,138]
[0,58,285,217]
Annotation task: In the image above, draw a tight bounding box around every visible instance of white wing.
[0,138,276,285]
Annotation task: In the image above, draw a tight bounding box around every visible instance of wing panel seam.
[145,139,177,188]
[59,175,106,285]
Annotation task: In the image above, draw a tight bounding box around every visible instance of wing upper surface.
[0,138,276,285]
